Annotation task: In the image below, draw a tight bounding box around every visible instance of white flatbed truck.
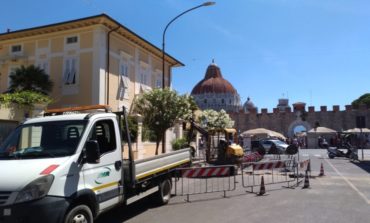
[0,105,191,223]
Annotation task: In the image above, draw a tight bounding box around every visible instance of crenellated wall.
[231,104,370,138]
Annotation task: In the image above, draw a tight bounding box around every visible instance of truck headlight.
[15,175,54,204]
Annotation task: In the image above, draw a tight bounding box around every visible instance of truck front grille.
[0,191,11,205]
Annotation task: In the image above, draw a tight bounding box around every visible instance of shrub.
[171,138,189,151]
[0,91,52,108]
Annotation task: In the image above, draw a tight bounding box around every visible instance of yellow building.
[0,14,183,111]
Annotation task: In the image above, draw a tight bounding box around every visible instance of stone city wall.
[230,104,370,138]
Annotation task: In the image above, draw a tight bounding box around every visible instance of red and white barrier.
[252,161,286,171]
[243,152,263,162]
[182,166,230,178]
[299,159,310,169]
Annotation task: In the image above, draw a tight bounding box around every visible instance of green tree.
[134,88,195,155]
[121,115,138,143]
[352,93,370,109]
[198,109,234,130]
[8,65,53,94]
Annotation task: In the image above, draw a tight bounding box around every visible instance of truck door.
[83,118,122,211]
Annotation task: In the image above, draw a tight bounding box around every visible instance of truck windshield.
[0,120,87,159]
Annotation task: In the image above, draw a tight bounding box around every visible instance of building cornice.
[0,14,184,67]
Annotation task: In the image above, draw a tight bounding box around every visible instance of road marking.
[314,154,322,157]
[324,159,370,205]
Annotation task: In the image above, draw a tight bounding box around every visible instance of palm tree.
[8,65,53,94]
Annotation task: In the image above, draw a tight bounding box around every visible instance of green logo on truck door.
[95,167,111,185]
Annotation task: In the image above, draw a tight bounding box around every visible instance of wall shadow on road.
[351,160,370,174]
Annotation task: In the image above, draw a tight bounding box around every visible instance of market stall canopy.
[241,128,286,140]
[344,128,370,133]
[308,127,336,134]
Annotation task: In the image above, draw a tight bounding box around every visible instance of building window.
[63,57,78,85]
[11,45,22,53]
[66,36,78,44]
[221,99,225,104]
[139,66,151,86]
[8,65,20,87]
[204,99,207,104]
[141,70,147,85]
[139,64,152,92]
[156,78,162,88]
[155,72,162,88]
[118,61,129,100]
[36,60,49,75]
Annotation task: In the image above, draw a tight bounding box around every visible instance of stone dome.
[243,97,257,113]
[191,61,241,112]
[191,63,237,95]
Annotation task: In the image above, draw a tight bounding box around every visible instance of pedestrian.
[318,136,323,148]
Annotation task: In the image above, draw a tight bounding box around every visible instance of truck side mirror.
[85,140,101,164]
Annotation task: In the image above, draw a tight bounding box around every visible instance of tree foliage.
[352,93,370,109]
[8,65,53,95]
[171,138,189,151]
[198,109,235,130]
[0,91,52,108]
[133,88,196,154]
[121,115,138,143]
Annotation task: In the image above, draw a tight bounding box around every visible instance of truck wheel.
[155,179,172,205]
[64,204,93,223]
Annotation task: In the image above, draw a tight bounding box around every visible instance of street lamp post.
[161,1,215,89]
[160,2,215,154]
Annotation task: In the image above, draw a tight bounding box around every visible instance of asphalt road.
[96,149,370,223]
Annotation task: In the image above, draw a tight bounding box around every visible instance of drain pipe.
[106,26,120,105]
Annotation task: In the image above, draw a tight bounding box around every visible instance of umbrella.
[344,128,370,133]
[308,127,336,134]
[241,128,286,140]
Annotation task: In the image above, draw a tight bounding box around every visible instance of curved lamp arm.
[161,2,216,88]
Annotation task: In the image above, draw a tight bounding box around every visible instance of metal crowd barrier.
[295,159,311,184]
[172,165,236,202]
[240,159,297,194]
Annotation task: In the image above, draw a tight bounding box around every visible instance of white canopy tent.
[344,128,370,133]
[241,128,286,140]
[307,126,337,148]
[308,127,337,134]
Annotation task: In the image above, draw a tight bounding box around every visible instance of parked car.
[257,139,289,155]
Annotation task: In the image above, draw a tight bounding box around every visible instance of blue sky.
[1,0,369,111]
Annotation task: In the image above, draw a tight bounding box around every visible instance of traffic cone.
[306,160,311,178]
[302,171,310,189]
[306,160,311,172]
[258,176,266,196]
[319,163,325,177]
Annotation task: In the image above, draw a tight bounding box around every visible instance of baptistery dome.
[191,62,241,112]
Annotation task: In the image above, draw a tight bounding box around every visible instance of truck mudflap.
[0,196,69,223]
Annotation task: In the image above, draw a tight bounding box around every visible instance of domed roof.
[191,62,237,95]
[243,97,257,113]
[243,97,256,109]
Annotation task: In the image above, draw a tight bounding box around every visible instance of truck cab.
[0,105,190,223]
